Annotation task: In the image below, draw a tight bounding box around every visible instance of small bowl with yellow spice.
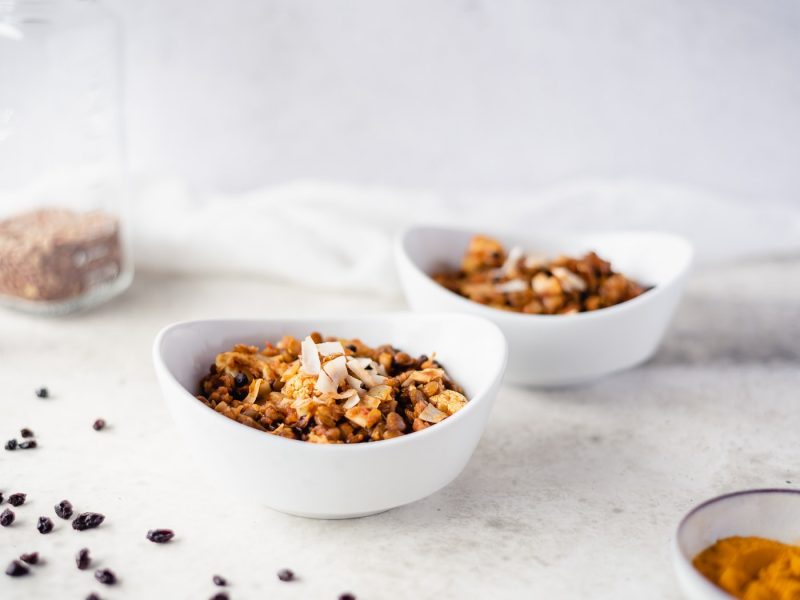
[673,489,800,600]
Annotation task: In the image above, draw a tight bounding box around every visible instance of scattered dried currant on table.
[209,593,229,600]
[0,492,3,503]
[86,594,101,600]
[72,512,105,531]
[20,428,33,438]
[5,560,29,576]
[76,548,91,570]
[35,387,48,398]
[37,516,54,534]
[5,439,17,450]
[92,419,106,431]
[19,552,39,565]
[8,493,26,506]
[212,574,227,586]
[146,528,174,543]
[19,440,37,449]
[339,594,357,600]
[94,568,117,585]
[1,508,15,526]
[55,499,74,519]
[277,568,295,582]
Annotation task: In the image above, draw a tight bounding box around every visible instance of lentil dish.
[197,333,468,444]
[432,235,650,315]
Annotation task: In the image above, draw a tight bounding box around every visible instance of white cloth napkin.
[132,178,800,296]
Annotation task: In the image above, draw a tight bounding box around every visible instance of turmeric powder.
[693,536,800,599]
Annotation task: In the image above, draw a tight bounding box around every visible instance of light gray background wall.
[108,0,800,204]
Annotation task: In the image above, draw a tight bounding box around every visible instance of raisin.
[55,499,74,519]
[76,548,91,570]
[94,569,116,585]
[5,439,17,450]
[277,568,295,582]
[86,594,101,600]
[35,387,49,398]
[0,492,3,503]
[20,428,33,438]
[5,560,29,577]
[146,529,174,543]
[234,372,248,387]
[19,440,37,449]
[19,552,39,565]
[72,512,105,531]
[8,493,25,506]
[92,419,106,431]
[210,594,229,600]
[0,508,14,526]
[339,594,357,600]
[212,575,227,586]
[37,516,54,534]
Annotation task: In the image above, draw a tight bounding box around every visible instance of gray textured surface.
[0,261,798,599]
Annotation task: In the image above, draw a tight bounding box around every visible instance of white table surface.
[1,260,798,600]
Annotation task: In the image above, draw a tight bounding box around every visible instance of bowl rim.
[153,312,508,453]
[396,224,694,323]
[672,488,800,600]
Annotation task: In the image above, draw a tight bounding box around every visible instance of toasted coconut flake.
[347,357,385,387]
[341,390,361,409]
[315,370,337,394]
[243,378,270,403]
[316,341,345,356]
[300,336,321,375]
[501,245,523,275]
[345,375,365,391]
[366,384,393,402]
[494,279,529,293]
[316,355,347,394]
[418,402,447,423]
[523,253,547,270]
[551,266,587,292]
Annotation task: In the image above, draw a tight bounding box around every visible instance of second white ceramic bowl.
[673,489,800,600]
[153,314,507,519]
[395,225,693,386]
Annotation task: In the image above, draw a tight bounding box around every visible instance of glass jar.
[0,0,132,315]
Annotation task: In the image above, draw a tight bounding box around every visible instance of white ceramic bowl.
[395,225,693,386]
[153,314,507,519]
[673,489,800,600]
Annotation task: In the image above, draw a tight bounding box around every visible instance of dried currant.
[76,548,91,570]
[55,499,74,519]
[19,440,37,449]
[1,508,15,526]
[35,387,49,398]
[92,419,106,431]
[94,569,116,585]
[19,552,39,565]
[277,568,295,582]
[8,493,26,506]
[146,528,174,543]
[212,574,227,586]
[5,560,29,577]
[5,439,17,451]
[86,594,101,600]
[20,428,33,438]
[339,594,357,600]
[209,593,229,600]
[37,516,54,534]
[234,372,248,387]
[72,512,105,531]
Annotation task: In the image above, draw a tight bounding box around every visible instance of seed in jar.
[20,428,33,438]
[55,499,74,519]
[35,387,49,398]
[145,528,174,543]
[277,568,295,582]
[76,548,91,570]
[0,508,14,526]
[19,440,37,449]
[37,516,54,534]
[92,419,106,431]
[212,575,227,586]
[8,493,26,506]
[94,568,116,585]
[5,560,29,577]
[72,512,105,531]
[5,439,17,450]
[19,552,38,565]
